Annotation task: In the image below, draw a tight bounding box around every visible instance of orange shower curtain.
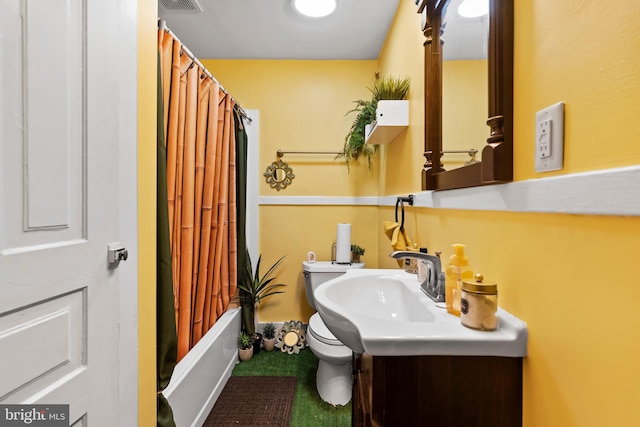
[159,28,238,361]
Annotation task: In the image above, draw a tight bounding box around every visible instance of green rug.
[232,348,351,427]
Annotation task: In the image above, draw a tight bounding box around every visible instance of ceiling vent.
[159,0,203,13]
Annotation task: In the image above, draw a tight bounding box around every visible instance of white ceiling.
[442,0,489,60]
[158,0,402,60]
[157,0,487,61]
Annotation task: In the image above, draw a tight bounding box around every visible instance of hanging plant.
[337,75,411,169]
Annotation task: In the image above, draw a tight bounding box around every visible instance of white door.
[0,1,137,425]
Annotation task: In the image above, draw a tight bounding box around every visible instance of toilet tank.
[302,261,365,310]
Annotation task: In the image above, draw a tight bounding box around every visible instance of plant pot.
[252,333,263,355]
[239,347,253,362]
[263,337,277,351]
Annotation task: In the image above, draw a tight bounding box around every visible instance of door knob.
[108,242,129,266]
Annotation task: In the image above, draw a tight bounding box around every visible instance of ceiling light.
[458,0,489,18]
[292,0,337,18]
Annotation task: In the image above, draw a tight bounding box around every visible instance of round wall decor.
[276,320,306,354]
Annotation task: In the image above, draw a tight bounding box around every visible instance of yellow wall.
[377,1,640,426]
[375,2,425,195]
[200,59,380,197]
[259,206,380,321]
[194,1,640,426]
[515,1,640,180]
[138,0,156,425]
[443,60,488,169]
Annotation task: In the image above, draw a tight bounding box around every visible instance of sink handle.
[389,251,445,303]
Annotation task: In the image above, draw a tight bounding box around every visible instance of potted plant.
[338,75,411,168]
[238,331,254,362]
[262,322,278,351]
[237,250,287,354]
[351,244,365,263]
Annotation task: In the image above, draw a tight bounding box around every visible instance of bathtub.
[163,307,241,427]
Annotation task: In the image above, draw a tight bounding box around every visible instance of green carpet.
[232,347,351,426]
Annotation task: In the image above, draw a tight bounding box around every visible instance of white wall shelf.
[365,100,409,145]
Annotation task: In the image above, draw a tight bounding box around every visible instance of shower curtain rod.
[158,20,250,122]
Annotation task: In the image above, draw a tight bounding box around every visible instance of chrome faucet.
[390,251,445,303]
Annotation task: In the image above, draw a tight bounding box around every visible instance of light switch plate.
[535,102,564,172]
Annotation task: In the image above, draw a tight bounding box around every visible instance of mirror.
[263,159,295,191]
[276,320,307,354]
[441,0,488,170]
[283,331,300,347]
[420,0,513,190]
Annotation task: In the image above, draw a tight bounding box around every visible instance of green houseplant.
[237,250,287,340]
[338,75,411,168]
[351,244,365,263]
[238,331,254,362]
[262,322,278,351]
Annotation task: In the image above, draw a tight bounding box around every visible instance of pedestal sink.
[313,269,527,357]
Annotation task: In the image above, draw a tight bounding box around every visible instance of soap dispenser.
[445,244,473,316]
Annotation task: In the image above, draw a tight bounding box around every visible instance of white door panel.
[0,290,85,400]
[0,0,137,425]
[1,0,84,250]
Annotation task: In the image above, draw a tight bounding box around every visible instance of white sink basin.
[313,269,528,357]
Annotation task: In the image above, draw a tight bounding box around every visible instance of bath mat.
[203,376,297,426]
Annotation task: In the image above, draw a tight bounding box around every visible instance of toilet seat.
[302,261,363,406]
[309,313,343,346]
[307,313,352,405]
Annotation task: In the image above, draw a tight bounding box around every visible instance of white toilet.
[302,260,364,406]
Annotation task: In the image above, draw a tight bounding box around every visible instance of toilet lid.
[309,313,342,345]
[302,261,365,273]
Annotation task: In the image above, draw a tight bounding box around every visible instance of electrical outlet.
[538,119,551,158]
[535,102,564,172]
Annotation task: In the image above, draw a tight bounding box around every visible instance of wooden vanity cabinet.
[352,353,522,426]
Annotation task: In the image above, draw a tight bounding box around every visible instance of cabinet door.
[372,355,523,426]
[353,353,377,427]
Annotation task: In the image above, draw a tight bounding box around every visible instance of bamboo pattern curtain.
[156,53,178,427]
[159,28,238,361]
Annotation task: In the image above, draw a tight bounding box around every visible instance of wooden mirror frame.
[420,0,514,190]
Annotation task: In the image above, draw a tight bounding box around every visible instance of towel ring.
[395,199,405,230]
[395,195,414,230]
